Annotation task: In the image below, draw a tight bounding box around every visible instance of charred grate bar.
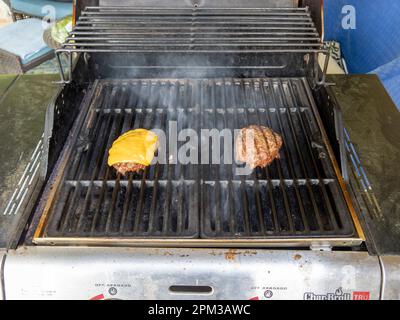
[35,78,356,243]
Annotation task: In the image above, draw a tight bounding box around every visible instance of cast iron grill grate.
[39,78,356,241]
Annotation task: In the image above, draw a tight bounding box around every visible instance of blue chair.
[10,0,72,20]
[0,18,54,74]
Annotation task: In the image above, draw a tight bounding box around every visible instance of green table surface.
[0,75,18,98]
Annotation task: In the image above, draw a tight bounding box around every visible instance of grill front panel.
[35,78,357,244]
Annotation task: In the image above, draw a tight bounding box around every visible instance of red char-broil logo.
[352,291,370,300]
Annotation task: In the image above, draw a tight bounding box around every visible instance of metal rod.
[70,31,320,36]
[55,51,68,84]
[78,17,313,22]
[84,6,308,11]
[82,12,311,17]
[63,43,323,49]
[315,51,331,86]
[57,49,324,54]
[68,37,320,43]
[71,26,318,31]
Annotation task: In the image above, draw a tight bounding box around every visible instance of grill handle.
[169,285,213,295]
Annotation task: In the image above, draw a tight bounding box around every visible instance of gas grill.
[2,0,399,300]
[29,3,363,247]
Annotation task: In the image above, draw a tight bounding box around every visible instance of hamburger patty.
[108,129,159,175]
[236,125,283,169]
[113,162,146,175]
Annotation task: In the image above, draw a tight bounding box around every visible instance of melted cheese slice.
[108,129,158,167]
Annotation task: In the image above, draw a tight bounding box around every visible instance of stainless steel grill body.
[3,1,399,302]
[3,247,382,300]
